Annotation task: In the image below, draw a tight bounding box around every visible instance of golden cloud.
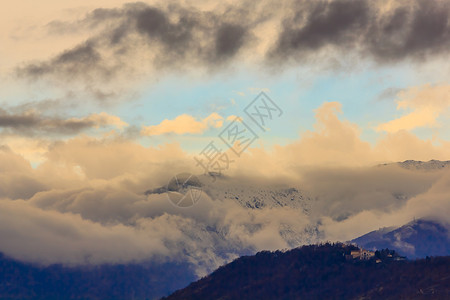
[141,113,224,136]
[377,84,450,133]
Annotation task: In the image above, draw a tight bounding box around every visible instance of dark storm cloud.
[135,7,194,48]
[119,3,252,63]
[365,0,450,62]
[271,0,450,63]
[215,24,248,60]
[274,0,370,55]
[17,0,450,82]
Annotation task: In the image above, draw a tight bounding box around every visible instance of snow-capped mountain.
[142,161,449,284]
[199,174,320,247]
[199,173,315,212]
[147,172,315,212]
[144,172,320,273]
[379,159,450,171]
[352,219,450,258]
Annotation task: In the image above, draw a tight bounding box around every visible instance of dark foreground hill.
[0,253,195,300]
[163,244,450,300]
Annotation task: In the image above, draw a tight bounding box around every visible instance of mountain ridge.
[163,243,450,300]
[352,218,450,258]
[378,159,450,171]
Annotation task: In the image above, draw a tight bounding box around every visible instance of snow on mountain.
[143,172,319,275]
[199,173,315,212]
[379,159,450,171]
[198,174,320,248]
[352,219,450,258]
[143,161,449,275]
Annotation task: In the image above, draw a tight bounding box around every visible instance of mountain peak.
[378,159,450,171]
[352,218,450,258]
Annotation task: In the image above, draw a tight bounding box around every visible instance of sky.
[0,0,449,275]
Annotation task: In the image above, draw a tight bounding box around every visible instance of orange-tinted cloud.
[141,113,224,136]
[377,84,450,133]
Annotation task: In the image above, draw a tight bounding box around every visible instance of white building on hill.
[350,249,375,260]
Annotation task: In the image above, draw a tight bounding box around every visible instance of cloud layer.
[0,100,449,276]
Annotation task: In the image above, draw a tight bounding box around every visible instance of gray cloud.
[0,109,124,136]
[135,7,196,51]
[214,24,248,61]
[17,41,109,81]
[271,0,450,63]
[0,110,90,135]
[3,88,124,120]
[366,0,450,62]
[273,0,369,57]
[9,98,72,114]
[16,0,450,84]
[376,87,404,102]
[0,109,39,128]
[18,2,253,82]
